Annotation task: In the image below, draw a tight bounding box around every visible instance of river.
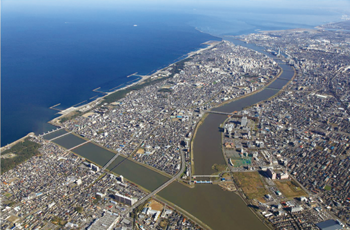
[46,38,294,230]
[193,38,294,175]
[159,38,294,230]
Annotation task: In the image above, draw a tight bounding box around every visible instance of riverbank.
[215,68,297,228]
[50,129,174,180]
[155,194,212,230]
[190,65,283,175]
[190,113,208,176]
[243,66,297,111]
[186,36,295,229]
[214,65,283,109]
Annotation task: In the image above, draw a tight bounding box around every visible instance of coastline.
[48,40,221,128]
[0,132,35,152]
[48,74,151,127]
[258,28,318,34]
[4,33,294,230]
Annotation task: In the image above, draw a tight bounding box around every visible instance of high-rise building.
[241,116,248,127]
[267,168,277,180]
[111,193,137,206]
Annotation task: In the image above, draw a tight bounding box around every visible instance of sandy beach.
[48,41,220,127]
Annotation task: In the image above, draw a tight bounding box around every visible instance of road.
[42,123,186,214]
[192,175,220,178]
[128,151,185,211]
[49,131,73,141]
[102,152,121,170]
[67,140,91,151]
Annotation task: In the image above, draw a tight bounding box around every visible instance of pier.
[89,95,98,100]
[49,103,62,111]
[72,100,87,107]
[127,72,138,78]
[92,87,108,95]
[126,72,146,78]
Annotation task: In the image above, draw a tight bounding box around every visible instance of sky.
[2,0,349,42]
[3,0,350,12]
[2,0,349,36]
[3,0,350,29]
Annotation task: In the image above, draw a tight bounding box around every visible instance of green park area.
[1,139,41,174]
[230,157,252,167]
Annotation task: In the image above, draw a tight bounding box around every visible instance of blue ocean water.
[1,7,218,146]
[1,2,344,146]
[188,7,344,36]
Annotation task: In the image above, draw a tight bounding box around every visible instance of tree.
[74,206,84,213]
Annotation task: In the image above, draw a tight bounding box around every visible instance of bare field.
[233,172,268,200]
[275,180,307,198]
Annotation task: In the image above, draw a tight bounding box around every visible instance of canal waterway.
[46,131,171,192]
[107,156,170,192]
[51,133,86,150]
[43,38,294,230]
[73,142,115,167]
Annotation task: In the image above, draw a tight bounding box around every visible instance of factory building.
[316,219,343,230]
[87,212,120,230]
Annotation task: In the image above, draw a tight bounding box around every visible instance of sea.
[1,1,345,146]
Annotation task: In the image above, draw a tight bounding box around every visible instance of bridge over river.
[39,37,294,230]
